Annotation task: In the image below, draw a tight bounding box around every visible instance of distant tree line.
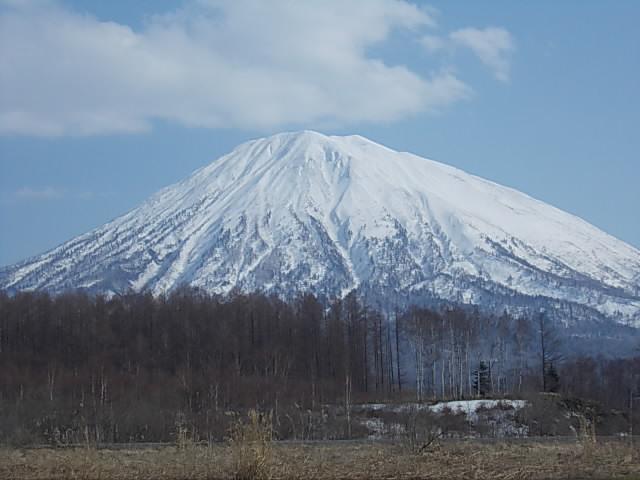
[0,289,638,444]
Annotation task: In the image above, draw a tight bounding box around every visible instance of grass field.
[1,440,639,480]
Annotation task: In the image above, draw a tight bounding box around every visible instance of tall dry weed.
[229,410,273,480]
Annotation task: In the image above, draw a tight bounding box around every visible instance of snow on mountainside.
[1,131,640,326]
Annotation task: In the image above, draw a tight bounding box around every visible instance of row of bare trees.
[402,307,565,401]
[0,289,637,444]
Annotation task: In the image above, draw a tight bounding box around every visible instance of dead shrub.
[402,407,441,453]
[228,409,273,480]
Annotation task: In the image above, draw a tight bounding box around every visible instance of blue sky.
[1,0,639,266]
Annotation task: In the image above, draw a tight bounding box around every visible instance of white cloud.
[0,186,111,203]
[450,27,515,82]
[420,27,515,83]
[0,0,476,137]
[421,70,472,110]
[420,34,447,53]
[13,186,64,200]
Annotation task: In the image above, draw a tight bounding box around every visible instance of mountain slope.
[2,131,640,325]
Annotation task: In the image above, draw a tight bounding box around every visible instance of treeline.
[0,289,637,444]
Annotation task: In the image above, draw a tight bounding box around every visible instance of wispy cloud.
[420,34,448,54]
[450,27,515,83]
[14,186,64,201]
[1,187,113,204]
[421,27,515,83]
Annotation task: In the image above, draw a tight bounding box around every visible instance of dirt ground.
[1,439,639,480]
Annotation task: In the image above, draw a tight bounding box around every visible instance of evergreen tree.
[544,361,560,393]
[473,361,491,397]
[538,312,563,392]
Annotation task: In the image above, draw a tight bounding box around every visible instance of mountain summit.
[2,131,639,325]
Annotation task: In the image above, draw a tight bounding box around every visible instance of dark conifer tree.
[473,361,491,397]
[544,362,560,393]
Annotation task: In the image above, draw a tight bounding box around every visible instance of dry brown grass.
[1,440,639,480]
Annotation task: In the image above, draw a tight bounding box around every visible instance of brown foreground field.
[1,440,639,480]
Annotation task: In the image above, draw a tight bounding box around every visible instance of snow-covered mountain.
[2,131,640,326]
